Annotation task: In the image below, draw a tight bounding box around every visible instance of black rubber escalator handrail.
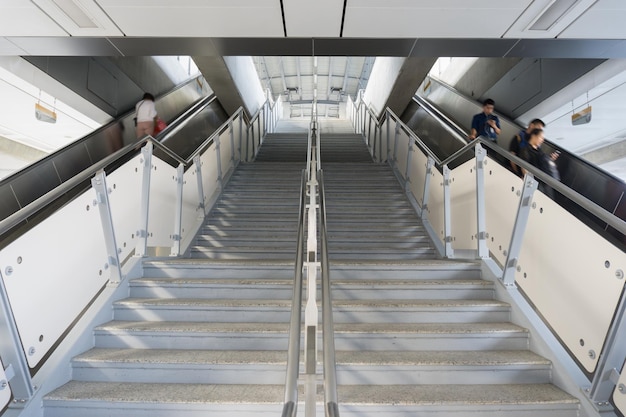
[0,76,206,188]
[421,76,626,186]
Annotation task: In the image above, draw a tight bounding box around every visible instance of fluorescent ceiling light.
[529,0,579,31]
[51,0,98,28]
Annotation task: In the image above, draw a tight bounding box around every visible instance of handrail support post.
[442,164,454,258]
[421,157,435,219]
[475,144,489,259]
[501,174,537,286]
[170,163,184,257]
[136,142,153,257]
[91,170,123,285]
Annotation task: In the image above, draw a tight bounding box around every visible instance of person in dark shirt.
[520,128,561,197]
[468,98,501,143]
[509,118,545,177]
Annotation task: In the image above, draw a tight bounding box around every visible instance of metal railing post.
[136,142,153,257]
[474,144,489,259]
[215,135,223,191]
[442,164,454,258]
[193,155,207,217]
[229,121,235,165]
[385,112,391,162]
[501,174,538,286]
[421,157,435,220]
[170,163,184,257]
[91,170,123,284]
[0,274,35,407]
[404,135,414,193]
[393,124,400,169]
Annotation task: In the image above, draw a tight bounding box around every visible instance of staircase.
[320,134,579,416]
[43,135,306,417]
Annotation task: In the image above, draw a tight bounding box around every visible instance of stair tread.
[333,322,526,334]
[332,299,508,308]
[132,278,293,286]
[74,348,287,365]
[45,381,284,403]
[96,320,289,333]
[115,298,292,307]
[332,279,491,287]
[336,384,578,406]
[334,350,549,366]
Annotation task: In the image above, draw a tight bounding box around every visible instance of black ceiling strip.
[340,0,348,37]
[279,0,287,37]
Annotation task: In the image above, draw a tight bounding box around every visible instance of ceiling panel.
[7,37,122,56]
[283,0,343,37]
[32,0,122,36]
[0,38,26,56]
[0,0,67,36]
[97,0,284,37]
[343,0,532,38]
[559,0,626,39]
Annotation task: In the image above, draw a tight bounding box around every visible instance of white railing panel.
[516,190,626,373]
[233,120,242,162]
[200,146,220,209]
[484,157,523,266]
[220,130,233,177]
[0,187,109,368]
[614,367,626,415]
[180,166,202,246]
[0,357,11,409]
[426,167,445,246]
[450,158,478,251]
[147,158,177,248]
[107,154,144,262]
[395,131,410,181]
[380,120,389,162]
[408,147,429,208]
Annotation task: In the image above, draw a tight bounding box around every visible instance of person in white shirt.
[135,92,157,139]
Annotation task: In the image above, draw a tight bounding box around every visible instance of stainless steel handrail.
[381,103,626,236]
[319,170,340,417]
[0,100,268,238]
[281,169,307,417]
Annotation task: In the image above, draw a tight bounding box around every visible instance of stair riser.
[336,365,551,385]
[141,266,294,279]
[331,310,510,324]
[43,402,283,417]
[130,287,294,300]
[94,332,289,350]
[331,288,494,300]
[72,364,287,385]
[333,334,529,351]
[329,405,579,417]
[113,307,292,323]
[189,251,296,260]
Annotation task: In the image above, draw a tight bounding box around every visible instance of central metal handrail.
[281,169,307,417]
[319,169,340,417]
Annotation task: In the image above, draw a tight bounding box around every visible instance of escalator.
[0,77,229,246]
[400,76,626,247]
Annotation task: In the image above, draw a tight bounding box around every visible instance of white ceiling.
[1,0,626,42]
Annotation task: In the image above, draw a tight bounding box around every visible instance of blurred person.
[135,92,157,139]
[509,118,545,177]
[520,128,560,197]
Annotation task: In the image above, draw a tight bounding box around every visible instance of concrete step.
[189,247,296,260]
[94,321,289,350]
[141,260,295,279]
[331,279,494,300]
[113,298,293,322]
[334,350,551,385]
[72,348,288,384]
[44,381,285,417]
[332,322,529,351]
[129,277,294,299]
[334,384,578,417]
[331,299,510,323]
[328,260,482,280]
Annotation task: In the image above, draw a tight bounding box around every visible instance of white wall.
[224,56,266,117]
[363,57,405,115]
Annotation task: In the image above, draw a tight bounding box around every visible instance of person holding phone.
[468,98,501,143]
